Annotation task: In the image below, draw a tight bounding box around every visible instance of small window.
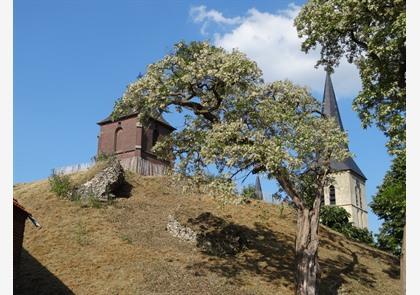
[152,127,159,146]
[329,185,336,205]
[320,195,324,206]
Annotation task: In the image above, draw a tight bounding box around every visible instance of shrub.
[342,225,374,245]
[320,206,350,231]
[48,171,73,198]
[93,153,115,162]
[241,184,259,200]
[320,205,374,246]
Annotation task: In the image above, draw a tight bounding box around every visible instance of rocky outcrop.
[75,158,125,202]
[166,215,197,243]
[166,212,249,256]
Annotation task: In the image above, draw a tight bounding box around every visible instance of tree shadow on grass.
[184,212,296,289]
[185,213,384,293]
[15,249,74,295]
[319,239,377,295]
[383,264,400,279]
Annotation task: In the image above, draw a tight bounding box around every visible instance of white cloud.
[190,5,361,98]
[190,5,242,35]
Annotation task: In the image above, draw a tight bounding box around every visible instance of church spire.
[322,72,344,131]
[321,71,367,180]
[255,176,263,200]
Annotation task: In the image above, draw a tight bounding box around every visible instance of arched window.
[114,127,123,152]
[329,185,336,205]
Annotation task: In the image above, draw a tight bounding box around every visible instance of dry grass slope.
[14,168,400,295]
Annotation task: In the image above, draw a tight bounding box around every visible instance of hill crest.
[14,169,400,295]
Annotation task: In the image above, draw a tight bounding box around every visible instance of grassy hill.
[14,167,400,295]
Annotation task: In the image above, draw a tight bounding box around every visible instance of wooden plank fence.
[53,157,168,176]
[53,162,94,175]
[120,157,168,176]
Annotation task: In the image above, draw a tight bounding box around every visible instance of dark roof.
[97,110,175,130]
[13,199,41,227]
[13,198,31,216]
[322,72,367,180]
[322,72,344,131]
[331,158,367,180]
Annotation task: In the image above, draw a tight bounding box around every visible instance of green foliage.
[320,205,350,231]
[113,41,351,292]
[342,226,374,245]
[120,234,133,244]
[48,171,74,199]
[48,170,110,209]
[320,205,374,245]
[277,203,286,218]
[114,41,349,210]
[370,153,405,255]
[242,184,259,200]
[295,0,406,154]
[94,153,115,162]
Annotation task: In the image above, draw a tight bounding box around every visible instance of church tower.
[322,72,368,229]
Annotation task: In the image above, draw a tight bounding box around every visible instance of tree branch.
[276,174,304,210]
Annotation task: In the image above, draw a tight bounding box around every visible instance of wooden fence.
[53,157,167,176]
[120,157,168,176]
[52,162,94,175]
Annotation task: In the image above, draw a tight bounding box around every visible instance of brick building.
[97,111,175,175]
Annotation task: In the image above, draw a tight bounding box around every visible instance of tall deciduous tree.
[295,3,406,289]
[370,153,406,255]
[294,0,406,155]
[113,41,349,295]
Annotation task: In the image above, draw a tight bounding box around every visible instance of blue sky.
[14,0,391,234]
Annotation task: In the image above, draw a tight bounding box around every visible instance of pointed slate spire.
[322,72,344,131]
[321,72,367,180]
[255,176,263,200]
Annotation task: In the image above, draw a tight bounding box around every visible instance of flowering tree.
[113,41,349,295]
[294,0,406,155]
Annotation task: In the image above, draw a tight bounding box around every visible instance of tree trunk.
[295,201,321,295]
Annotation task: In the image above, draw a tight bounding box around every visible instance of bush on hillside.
[320,205,350,231]
[48,171,74,199]
[241,184,259,200]
[93,153,115,162]
[320,205,374,245]
[342,225,374,245]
